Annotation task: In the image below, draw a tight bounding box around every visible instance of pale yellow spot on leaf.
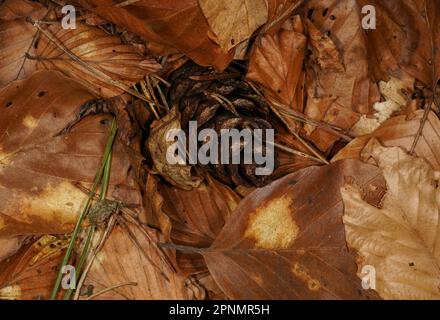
[0,285,21,300]
[21,181,87,226]
[245,195,298,249]
[22,115,38,129]
[292,263,321,292]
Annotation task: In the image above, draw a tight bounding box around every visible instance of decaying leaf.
[0,0,47,87]
[35,22,160,98]
[0,235,66,300]
[334,110,440,170]
[247,15,306,112]
[198,0,268,51]
[154,175,241,275]
[202,159,385,299]
[81,223,189,300]
[357,0,440,86]
[352,76,412,135]
[342,139,440,299]
[0,71,142,236]
[147,107,202,190]
[80,0,234,70]
[0,237,24,263]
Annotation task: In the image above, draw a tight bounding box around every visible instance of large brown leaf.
[358,0,440,86]
[342,140,440,299]
[0,71,141,237]
[154,175,241,275]
[80,0,234,70]
[35,21,160,98]
[81,223,190,300]
[202,159,385,299]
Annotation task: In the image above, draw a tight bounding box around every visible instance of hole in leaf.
[330,15,336,20]
[307,8,315,19]
[5,101,13,108]
[37,91,47,97]
[323,8,328,16]
[100,119,110,125]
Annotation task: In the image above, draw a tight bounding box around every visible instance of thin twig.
[85,282,138,300]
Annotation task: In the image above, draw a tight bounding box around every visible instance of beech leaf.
[198,0,268,51]
[342,139,440,299]
[203,159,385,299]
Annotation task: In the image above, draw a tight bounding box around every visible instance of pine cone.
[167,62,276,188]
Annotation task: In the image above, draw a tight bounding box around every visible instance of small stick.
[85,282,138,300]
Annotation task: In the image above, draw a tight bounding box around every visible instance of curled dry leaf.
[155,175,241,275]
[342,139,440,299]
[147,108,202,190]
[0,0,47,88]
[80,0,234,70]
[297,0,380,151]
[198,0,268,52]
[142,173,240,299]
[203,159,385,299]
[0,235,66,300]
[35,21,161,98]
[352,76,412,135]
[0,71,142,237]
[333,110,440,170]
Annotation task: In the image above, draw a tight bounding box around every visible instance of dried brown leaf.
[147,108,202,190]
[80,0,234,70]
[0,71,142,237]
[34,22,160,98]
[198,0,268,52]
[333,110,440,170]
[342,139,440,299]
[0,235,65,300]
[81,223,189,300]
[0,1,47,88]
[203,159,385,299]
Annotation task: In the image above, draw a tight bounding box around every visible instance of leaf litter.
[0,0,439,300]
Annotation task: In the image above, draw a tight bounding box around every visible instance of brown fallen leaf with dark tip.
[202,159,385,299]
[0,71,142,237]
[147,107,203,190]
[79,0,234,70]
[0,235,66,300]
